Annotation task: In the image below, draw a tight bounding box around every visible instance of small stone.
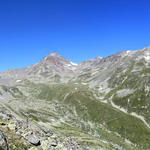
[28,147,38,150]
[57,143,64,148]
[48,137,57,147]
[41,140,49,150]
[51,134,57,139]
[8,122,16,131]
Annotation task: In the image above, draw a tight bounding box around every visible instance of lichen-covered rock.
[41,140,49,150]
[21,131,33,138]
[57,143,64,149]
[8,121,16,131]
[41,137,58,150]
[26,135,40,146]
[47,137,57,147]
[0,130,8,150]
[51,134,57,139]
[62,148,68,150]
[28,147,38,150]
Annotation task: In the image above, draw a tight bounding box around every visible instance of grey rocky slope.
[0,47,150,149]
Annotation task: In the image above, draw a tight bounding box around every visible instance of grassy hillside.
[12,81,150,150]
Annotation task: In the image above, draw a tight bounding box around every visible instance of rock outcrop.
[25,135,40,146]
[0,130,8,150]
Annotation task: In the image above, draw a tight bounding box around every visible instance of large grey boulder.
[0,130,8,150]
[26,135,40,146]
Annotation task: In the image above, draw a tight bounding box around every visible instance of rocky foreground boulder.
[0,130,8,150]
[25,135,40,146]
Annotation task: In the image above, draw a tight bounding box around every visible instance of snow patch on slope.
[16,80,22,83]
[70,62,78,66]
[64,62,78,70]
[144,50,150,61]
[126,50,131,54]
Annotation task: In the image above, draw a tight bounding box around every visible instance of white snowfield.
[144,52,150,61]
[70,62,78,66]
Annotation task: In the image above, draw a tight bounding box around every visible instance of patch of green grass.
[0,146,4,150]
[52,123,113,149]
[28,114,39,121]
[1,85,24,98]
[9,138,27,150]
[32,120,37,124]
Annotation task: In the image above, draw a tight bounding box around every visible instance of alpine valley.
[0,47,150,150]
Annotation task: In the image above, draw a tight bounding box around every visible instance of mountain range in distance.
[0,47,150,150]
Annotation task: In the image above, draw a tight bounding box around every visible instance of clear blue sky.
[0,0,150,71]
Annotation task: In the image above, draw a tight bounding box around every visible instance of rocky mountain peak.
[39,52,79,71]
[49,52,60,56]
[42,52,71,67]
